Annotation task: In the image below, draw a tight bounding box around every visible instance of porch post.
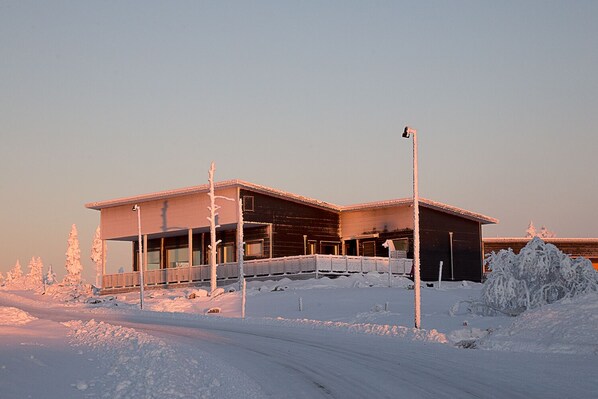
[268,223,273,258]
[143,235,148,273]
[188,228,193,282]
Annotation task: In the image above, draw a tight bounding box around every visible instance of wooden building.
[483,238,598,271]
[86,180,497,285]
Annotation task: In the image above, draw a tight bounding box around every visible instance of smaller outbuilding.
[483,237,598,271]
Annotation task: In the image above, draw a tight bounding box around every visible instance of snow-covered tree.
[64,224,83,285]
[45,264,57,285]
[91,226,104,288]
[206,161,234,295]
[26,256,44,289]
[11,260,23,280]
[539,225,556,238]
[481,237,597,315]
[525,221,536,238]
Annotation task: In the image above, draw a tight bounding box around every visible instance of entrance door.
[345,240,358,256]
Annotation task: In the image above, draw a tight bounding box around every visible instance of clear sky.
[1,1,597,281]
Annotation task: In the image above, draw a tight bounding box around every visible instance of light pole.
[132,204,144,309]
[403,126,421,329]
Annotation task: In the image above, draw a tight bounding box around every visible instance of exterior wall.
[341,206,413,238]
[241,189,340,258]
[420,207,483,282]
[100,187,238,240]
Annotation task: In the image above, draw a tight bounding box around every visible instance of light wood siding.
[100,187,238,240]
[341,206,413,239]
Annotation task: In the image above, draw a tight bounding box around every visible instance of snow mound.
[62,319,261,398]
[0,306,37,325]
[481,237,598,315]
[266,317,448,343]
[45,283,93,303]
[477,292,598,354]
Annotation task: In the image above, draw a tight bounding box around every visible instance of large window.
[245,240,264,257]
[218,243,235,263]
[147,250,161,270]
[320,241,340,255]
[167,247,189,268]
[361,241,376,257]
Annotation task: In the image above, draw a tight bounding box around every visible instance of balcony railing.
[101,254,413,291]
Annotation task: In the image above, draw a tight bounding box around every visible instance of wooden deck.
[100,255,413,294]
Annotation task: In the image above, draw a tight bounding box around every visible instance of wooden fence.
[101,255,413,291]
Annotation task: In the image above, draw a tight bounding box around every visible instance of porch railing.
[101,255,413,291]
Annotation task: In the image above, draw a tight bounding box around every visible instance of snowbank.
[0,306,37,325]
[478,292,598,354]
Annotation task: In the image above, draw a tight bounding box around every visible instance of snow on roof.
[85,180,498,224]
[85,180,339,212]
[483,237,598,243]
[341,198,498,225]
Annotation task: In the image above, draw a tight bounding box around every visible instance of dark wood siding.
[420,207,483,282]
[241,189,340,258]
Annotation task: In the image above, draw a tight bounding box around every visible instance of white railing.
[101,255,413,291]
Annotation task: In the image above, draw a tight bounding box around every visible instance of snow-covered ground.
[1,273,597,398]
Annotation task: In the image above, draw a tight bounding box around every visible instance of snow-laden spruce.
[64,224,83,286]
[481,237,598,315]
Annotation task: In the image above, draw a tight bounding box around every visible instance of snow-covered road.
[2,291,595,399]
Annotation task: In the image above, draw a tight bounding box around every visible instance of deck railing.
[101,255,413,291]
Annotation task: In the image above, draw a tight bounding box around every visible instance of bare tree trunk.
[208,162,218,294]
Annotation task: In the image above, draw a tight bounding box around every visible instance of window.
[361,241,376,257]
[147,250,161,270]
[307,240,317,255]
[218,243,235,263]
[243,196,254,212]
[389,238,408,258]
[192,249,202,266]
[167,247,188,268]
[245,240,264,257]
[320,241,340,255]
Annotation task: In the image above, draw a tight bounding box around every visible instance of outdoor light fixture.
[403,126,416,138]
[132,204,145,309]
[403,125,421,329]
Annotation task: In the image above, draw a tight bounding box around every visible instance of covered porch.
[101,254,414,294]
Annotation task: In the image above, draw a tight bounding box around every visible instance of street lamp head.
[403,126,416,138]
[132,204,139,211]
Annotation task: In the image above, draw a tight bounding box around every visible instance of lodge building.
[86,180,498,291]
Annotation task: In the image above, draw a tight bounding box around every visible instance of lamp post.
[403,126,421,329]
[132,204,144,309]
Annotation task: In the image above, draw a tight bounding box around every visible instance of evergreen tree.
[11,260,23,280]
[27,256,44,289]
[525,221,536,238]
[45,264,57,285]
[64,224,83,285]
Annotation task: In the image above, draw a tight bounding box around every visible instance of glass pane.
[192,250,201,266]
[147,250,160,270]
[392,239,409,252]
[246,241,263,257]
[167,247,189,268]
